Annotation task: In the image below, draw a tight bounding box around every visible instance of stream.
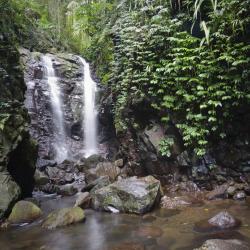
[1,193,250,250]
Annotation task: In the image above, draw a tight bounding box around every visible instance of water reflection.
[0,195,250,250]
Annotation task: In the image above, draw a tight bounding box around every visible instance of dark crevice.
[7,135,37,197]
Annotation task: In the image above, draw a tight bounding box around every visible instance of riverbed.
[1,193,250,250]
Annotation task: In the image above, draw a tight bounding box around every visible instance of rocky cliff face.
[0,37,37,219]
[21,50,115,167]
[100,92,250,189]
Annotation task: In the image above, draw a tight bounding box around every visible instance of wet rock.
[111,242,145,250]
[194,239,249,250]
[233,191,246,200]
[34,169,49,186]
[89,161,121,181]
[40,183,59,194]
[58,184,78,196]
[177,151,191,167]
[195,211,240,233]
[178,181,201,193]
[8,200,42,224]
[45,166,75,185]
[206,183,229,200]
[160,196,192,209]
[0,174,21,218]
[82,175,111,193]
[142,124,165,154]
[74,192,91,208]
[137,226,163,238]
[142,214,156,222]
[33,65,43,79]
[36,159,56,170]
[244,185,250,195]
[0,45,37,217]
[84,172,99,184]
[91,176,161,214]
[143,123,183,156]
[84,154,104,169]
[114,159,124,168]
[208,211,240,229]
[42,207,85,229]
[227,186,237,197]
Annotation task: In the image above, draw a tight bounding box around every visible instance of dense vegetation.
[2,0,250,157]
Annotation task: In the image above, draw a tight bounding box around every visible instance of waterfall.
[78,56,98,157]
[42,55,68,163]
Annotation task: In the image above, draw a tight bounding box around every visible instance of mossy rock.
[0,173,21,218]
[91,176,161,214]
[8,200,42,224]
[42,207,85,229]
[34,169,49,186]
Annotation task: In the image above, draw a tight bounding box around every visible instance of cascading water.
[42,55,68,163]
[78,56,98,157]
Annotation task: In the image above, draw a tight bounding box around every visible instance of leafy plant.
[159,138,175,157]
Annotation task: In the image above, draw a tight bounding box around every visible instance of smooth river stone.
[42,207,85,229]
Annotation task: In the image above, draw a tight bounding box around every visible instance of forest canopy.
[2,0,250,156]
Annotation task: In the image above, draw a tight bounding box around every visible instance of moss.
[42,207,85,229]
[8,200,42,224]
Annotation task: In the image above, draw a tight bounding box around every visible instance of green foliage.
[106,0,250,155]
[2,0,250,157]
[159,138,175,157]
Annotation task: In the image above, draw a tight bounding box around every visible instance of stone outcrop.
[0,174,21,219]
[0,38,37,218]
[91,176,161,214]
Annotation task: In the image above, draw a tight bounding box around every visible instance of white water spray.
[78,56,98,157]
[42,55,68,162]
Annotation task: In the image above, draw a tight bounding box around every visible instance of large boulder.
[42,207,85,229]
[8,200,42,224]
[0,173,21,218]
[194,239,249,250]
[91,176,161,214]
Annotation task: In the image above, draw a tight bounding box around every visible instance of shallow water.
[1,194,250,250]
